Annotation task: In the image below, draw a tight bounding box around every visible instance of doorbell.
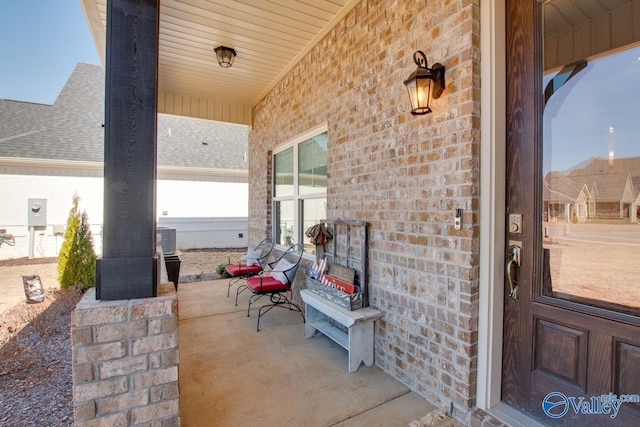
[454,209,462,230]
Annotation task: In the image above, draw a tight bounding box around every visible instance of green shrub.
[58,194,97,290]
[216,263,231,278]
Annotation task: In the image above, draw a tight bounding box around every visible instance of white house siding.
[157,180,249,250]
[0,172,248,260]
[156,180,247,218]
[157,217,248,250]
[0,172,104,260]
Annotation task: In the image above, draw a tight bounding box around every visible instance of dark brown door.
[503,1,640,425]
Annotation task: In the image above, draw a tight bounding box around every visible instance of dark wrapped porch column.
[96,0,160,300]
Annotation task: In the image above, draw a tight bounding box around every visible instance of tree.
[58,194,96,290]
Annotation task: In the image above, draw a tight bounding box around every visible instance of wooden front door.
[503,1,640,425]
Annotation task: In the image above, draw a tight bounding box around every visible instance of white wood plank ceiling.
[543,0,637,37]
[81,0,359,124]
[81,1,639,123]
[543,0,640,69]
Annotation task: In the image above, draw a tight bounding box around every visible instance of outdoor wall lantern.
[214,46,237,68]
[403,51,445,115]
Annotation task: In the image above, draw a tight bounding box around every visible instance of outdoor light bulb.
[406,85,422,107]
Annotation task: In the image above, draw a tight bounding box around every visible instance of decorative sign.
[321,274,357,294]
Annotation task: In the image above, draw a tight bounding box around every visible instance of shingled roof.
[545,157,640,203]
[543,171,588,202]
[0,63,248,170]
[567,157,639,202]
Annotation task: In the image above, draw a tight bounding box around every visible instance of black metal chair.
[225,238,273,297]
[238,244,305,331]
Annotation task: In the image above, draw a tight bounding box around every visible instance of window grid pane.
[298,133,327,195]
[275,200,295,246]
[301,198,327,254]
[274,147,294,197]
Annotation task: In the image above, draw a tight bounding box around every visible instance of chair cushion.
[270,259,296,284]
[226,263,262,277]
[246,276,289,293]
[241,248,261,266]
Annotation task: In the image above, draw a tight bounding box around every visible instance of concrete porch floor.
[177,279,436,426]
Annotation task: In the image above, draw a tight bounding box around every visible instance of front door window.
[542,3,640,314]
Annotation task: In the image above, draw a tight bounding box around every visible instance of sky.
[544,46,640,173]
[0,0,101,105]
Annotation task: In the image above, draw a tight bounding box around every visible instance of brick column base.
[71,284,179,426]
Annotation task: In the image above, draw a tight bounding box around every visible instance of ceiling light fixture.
[214,46,237,68]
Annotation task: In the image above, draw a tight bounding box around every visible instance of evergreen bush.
[216,263,231,278]
[57,194,97,290]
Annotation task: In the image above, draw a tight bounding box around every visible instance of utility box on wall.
[28,198,47,228]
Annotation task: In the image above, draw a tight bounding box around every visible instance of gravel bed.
[0,248,244,425]
[0,287,82,427]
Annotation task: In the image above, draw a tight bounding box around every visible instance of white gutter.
[0,157,248,179]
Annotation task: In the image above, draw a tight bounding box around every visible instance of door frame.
[476,1,547,425]
[477,0,506,412]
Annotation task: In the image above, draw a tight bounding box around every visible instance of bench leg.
[348,320,375,373]
[304,304,319,338]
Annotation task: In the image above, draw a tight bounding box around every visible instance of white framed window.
[272,124,327,253]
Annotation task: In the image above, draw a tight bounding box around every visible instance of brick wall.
[249,0,481,421]
[71,284,179,426]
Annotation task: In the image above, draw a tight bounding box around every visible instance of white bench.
[300,289,382,373]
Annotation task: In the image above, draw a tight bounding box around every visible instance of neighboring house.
[0,63,249,260]
[543,171,592,222]
[544,157,640,222]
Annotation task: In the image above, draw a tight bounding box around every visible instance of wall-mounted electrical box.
[28,198,47,227]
